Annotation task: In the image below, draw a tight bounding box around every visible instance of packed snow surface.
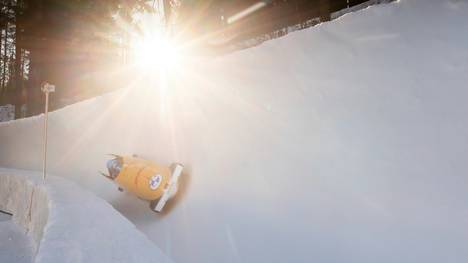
[0,169,172,263]
[0,212,34,263]
[1,0,468,262]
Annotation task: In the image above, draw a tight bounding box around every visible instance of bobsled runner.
[101,155,183,213]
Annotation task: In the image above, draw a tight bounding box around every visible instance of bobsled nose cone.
[106,158,122,179]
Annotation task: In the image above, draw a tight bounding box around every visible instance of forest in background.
[0,0,370,118]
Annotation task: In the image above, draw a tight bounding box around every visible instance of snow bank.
[0,217,34,263]
[0,168,171,263]
[0,170,47,253]
[2,0,468,262]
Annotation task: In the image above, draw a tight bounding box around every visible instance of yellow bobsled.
[101,155,183,212]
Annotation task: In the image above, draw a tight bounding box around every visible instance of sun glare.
[132,34,180,72]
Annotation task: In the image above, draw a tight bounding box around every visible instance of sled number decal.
[149,174,162,190]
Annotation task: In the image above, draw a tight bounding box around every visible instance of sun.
[131,34,180,72]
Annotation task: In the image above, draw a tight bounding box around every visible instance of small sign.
[149,174,162,190]
[0,104,15,122]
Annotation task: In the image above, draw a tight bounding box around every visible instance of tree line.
[1,0,368,118]
[0,0,156,118]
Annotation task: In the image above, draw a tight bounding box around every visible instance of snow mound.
[1,0,468,262]
[0,168,171,263]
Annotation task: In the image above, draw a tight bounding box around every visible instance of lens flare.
[132,34,180,72]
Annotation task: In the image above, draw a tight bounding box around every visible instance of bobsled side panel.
[114,156,171,201]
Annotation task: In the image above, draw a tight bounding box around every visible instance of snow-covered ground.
[0,169,172,263]
[1,0,468,262]
[0,212,33,263]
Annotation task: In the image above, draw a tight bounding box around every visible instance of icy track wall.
[0,169,171,263]
[0,171,48,254]
[1,0,468,262]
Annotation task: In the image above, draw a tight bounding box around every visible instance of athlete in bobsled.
[101,155,183,213]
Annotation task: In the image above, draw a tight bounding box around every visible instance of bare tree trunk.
[14,1,23,118]
[1,28,4,92]
[14,34,22,89]
[14,36,21,118]
[1,25,8,96]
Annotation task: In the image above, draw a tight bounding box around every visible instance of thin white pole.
[41,83,54,181]
[42,91,49,180]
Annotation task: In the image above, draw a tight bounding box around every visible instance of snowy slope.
[0,168,172,263]
[2,0,468,262]
[0,215,33,263]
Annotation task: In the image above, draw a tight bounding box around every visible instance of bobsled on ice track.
[101,155,183,213]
